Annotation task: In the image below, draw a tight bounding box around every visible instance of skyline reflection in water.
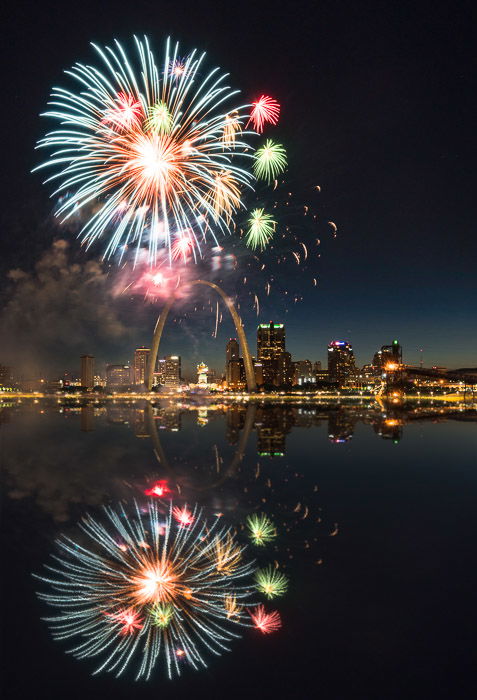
[2,399,477,699]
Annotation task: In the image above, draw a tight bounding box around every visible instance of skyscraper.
[257,322,285,385]
[106,364,131,387]
[327,341,356,386]
[276,351,294,386]
[372,340,402,376]
[294,359,313,385]
[225,338,240,386]
[134,347,150,385]
[153,358,167,387]
[164,356,181,387]
[80,355,95,389]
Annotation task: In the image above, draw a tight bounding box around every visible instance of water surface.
[2,400,476,699]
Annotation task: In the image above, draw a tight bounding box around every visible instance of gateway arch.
[146,280,257,392]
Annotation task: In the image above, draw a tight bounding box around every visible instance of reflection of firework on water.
[249,604,282,633]
[246,513,277,546]
[254,140,287,183]
[255,565,288,599]
[245,208,276,250]
[35,37,258,264]
[36,502,257,679]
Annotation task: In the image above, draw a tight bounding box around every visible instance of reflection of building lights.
[384,419,400,427]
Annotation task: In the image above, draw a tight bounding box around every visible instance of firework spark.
[245,208,276,250]
[249,605,282,634]
[253,140,287,182]
[246,513,277,546]
[36,503,256,679]
[222,111,242,148]
[255,565,288,599]
[35,37,256,264]
[249,95,280,133]
[144,480,171,497]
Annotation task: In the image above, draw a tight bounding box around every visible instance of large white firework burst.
[35,37,256,265]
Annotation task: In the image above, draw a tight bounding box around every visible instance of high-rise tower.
[80,354,95,389]
[327,341,356,386]
[257,322,285,385]
[134,347,150,385]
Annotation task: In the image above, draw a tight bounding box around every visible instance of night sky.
[1,0,475,377]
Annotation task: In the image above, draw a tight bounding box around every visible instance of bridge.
[404,366,477,385]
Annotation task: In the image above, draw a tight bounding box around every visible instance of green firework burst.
[253,139,287,182]
[246,513,276,546]
[149,602,174,628]
[145,101,173,133]
[255,566,288,599]
[245,208,276,250]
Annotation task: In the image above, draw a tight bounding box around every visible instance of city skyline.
[1,2,476,379]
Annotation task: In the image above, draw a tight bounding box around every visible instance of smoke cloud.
[0,240,132,376]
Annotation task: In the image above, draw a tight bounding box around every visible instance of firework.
[246,513,276,546]
[172,505,195,526]
[171,231,195,262]
[249,605,282,634]
[249,95,280,133]
[224,594,242,619]
[35,37,256,264]
[222,111,242,148]
[144,480,171,497]
[36,502,256,679]
[253,140,287,182]
[255,565,288,599]
[212,532,242,575]
[144,101,173,134]
[245,209,276,250]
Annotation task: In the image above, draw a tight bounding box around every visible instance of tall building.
[80,355,94,389]
[327,341,356,385]
[225,338,240,385]
[257,322,285,361]
[372,340,402,376]
[253,360,264,386]
[257,322,285,385]
[227,359,242,389]
[164,356,181,387]
[106,364,131,387]
[277,351,294,386]
[153,358,167,387]
[294,359,313,385]
[134,347,150,385]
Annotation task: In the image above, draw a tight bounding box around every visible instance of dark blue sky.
[1,0,475,376]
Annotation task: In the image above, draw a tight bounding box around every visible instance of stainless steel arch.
[146,280,257,392]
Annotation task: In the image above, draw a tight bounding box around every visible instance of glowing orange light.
[132,560,177,603]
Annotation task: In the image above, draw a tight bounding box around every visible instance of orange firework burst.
[131,558,178,604]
